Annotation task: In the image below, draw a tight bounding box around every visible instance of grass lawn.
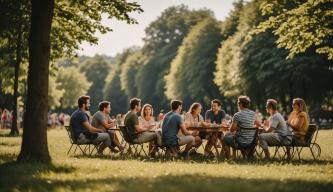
[1,127,333,192]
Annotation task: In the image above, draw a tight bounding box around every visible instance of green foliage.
[134,6,213,110]
[215,0,333,111]
[103,48,138,115]
[0,0,29,95]
[48,75,64,110]
[56,67,91,109]
[51,0,142,60]
[251,0,333,60]
[119,50,144,98]
[165,17,222,107]
[0,0,142,110]
[79,55,111,111]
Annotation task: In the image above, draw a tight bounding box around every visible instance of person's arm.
[289,115,305,131]
[107,118,116,128]
[135,117,148,132]
[83,121,102,133]
[254,117,261,129]
[97,115,113,130]
[230,121,237,132]
[229,114,238,132]
[180,123,192,136]
[264,116,275,132]
[205,111,211,123]
[135,124,148,132]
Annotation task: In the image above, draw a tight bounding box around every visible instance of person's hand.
[191,130,199,136]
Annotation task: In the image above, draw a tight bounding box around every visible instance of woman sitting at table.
[139,104,158,154]
[184,103,204,152]
[139,104,156,130]
[286,98,310,158]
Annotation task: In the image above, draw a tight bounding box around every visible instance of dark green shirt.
[124,111,138,136]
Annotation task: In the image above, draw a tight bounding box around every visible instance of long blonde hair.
[293,98,308,114]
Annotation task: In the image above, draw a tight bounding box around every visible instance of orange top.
[288,111,309,142]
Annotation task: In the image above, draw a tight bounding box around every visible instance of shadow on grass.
[71,152,333,166]
[0,170,332,192]
[0,153,76,191]
[0,142,19,147]
[1,152,332,192]
[0,130,22,137]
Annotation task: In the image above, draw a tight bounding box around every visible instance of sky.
[78,0,236,57]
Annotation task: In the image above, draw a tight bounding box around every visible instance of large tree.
[0,0,30,135]
[165,17,222,108]
[17,0,55,162]
[80,55,111,111]
[17,0,142,162]
[134,6,213,111]
[103,48,137,115]
[252,0,333,60]
[56,67,91,109]
[215,0,333,112]
[1,0,142,137]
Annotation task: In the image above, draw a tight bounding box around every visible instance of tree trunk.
[10,5,23,136]
[17,0,54,162]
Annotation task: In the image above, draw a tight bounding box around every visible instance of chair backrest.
[304,124,318,145]
[119,125,136,143]
[65,125,76,144]
[236,128,258,149]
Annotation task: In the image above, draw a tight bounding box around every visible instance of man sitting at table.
[223,96,260,159]
[92,101,124,153]
[124,98,157,157]
[259,99,292,159]
[204,99,226,156]
[70,95,112,155]
[162,100,199,156]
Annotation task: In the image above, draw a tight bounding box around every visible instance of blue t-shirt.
[70,109,89,140]
[205,109,226,124]
[162,111,183,147]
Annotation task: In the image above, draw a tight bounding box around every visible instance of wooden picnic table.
[187,125,229,156]
[187,125,227,132]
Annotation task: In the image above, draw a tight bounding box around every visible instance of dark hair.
[237,95,250,108]
[266,99,278,110]
[188,102,201,114]
[99,101,111,111]
[211,99,221,106]
[78,95,90,108]
[171,100,183,111]
[130,98,141,110]
[141,104,153,117]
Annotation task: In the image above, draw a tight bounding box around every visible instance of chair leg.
[90,144,98,156]
[78,145,86,155]
[272,146,279,159]
[296,147,303,160]
[141,144,149,157]
[67,144,74,155]
[73,145,78,154]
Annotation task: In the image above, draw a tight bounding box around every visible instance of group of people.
[69,95,310,159]
[0,107,24,130]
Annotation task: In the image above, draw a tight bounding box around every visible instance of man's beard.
[85,106,89,111]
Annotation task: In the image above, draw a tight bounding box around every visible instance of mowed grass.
[1,128,333,192]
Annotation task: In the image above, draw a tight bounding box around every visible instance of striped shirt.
[233,108,256,144]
